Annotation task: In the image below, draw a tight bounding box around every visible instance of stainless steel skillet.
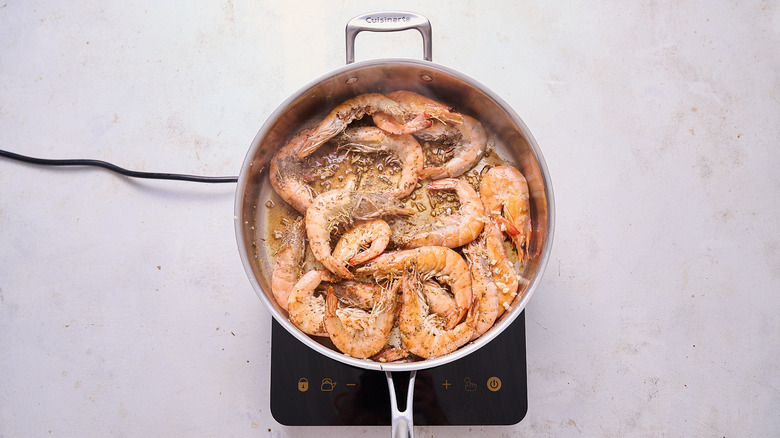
[235,11,555,437]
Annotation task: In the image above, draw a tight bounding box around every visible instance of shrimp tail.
[372,346,412,363]
[444,307,467,331]
[325,286,338,315]
[437,111,464,125]
[407,112,433,131]
[321,256,354,280]
[495,215,521,236]
[418,165,447,180]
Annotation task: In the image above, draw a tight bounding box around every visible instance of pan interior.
[235,59,553,371]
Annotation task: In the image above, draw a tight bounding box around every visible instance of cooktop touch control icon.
[297,378,309,392]
[320,378,337,392]
[487,376,502,392]
[464,377,478,392]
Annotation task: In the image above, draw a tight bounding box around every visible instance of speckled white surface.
[1,1,778,437]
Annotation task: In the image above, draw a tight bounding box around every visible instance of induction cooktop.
[270,311,528,426]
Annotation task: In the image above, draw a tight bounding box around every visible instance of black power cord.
[0,148,238,183]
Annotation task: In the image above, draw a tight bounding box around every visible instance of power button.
[487,376,502,392]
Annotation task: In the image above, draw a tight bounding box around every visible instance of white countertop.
[1,1,778,436]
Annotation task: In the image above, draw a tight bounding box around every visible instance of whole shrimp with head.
[270,217,306,311]
[305,189,414,279]
[416,114,487,180]
[323,279,399,359]
[297,93,432,159]
[372,90,463,135]
[335,126,424,200]
[287,269,339,337]
[397,264,478,359]
[331,218,392,267]
[479,165,533,262]
[269,128,319,214]
[356,246,472,330]
[396,178,487,249]
[483,219,520,315]
[463,236,499,340]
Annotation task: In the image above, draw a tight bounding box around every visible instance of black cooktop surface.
[270,311,528,426]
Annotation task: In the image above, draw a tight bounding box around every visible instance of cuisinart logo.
[365,15,412,24]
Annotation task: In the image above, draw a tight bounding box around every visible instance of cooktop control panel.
[270,313,528,426]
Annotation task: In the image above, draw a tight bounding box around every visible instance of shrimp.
[270,217,306,311]
[323,280,399,359]
[298,93,431,159]
[373,90,462,134]
[372,346,412,363]
[331,218,391,266]
[305,189,415,279]
[328,280,383,310]
[396,178,487,249]
[420,279,457,318]
[463,236,499,340]
[335,126,424,199]
[355,246,472,330]
[397,264,477,359]
[416,115,487,180]
[484,220,519,316]
[479,165,532,261]
[287,269,339,337]
[269,128,319,213]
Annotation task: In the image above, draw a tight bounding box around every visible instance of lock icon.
[297,378,309,392]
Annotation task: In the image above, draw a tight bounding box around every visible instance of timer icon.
[487,376,502,392]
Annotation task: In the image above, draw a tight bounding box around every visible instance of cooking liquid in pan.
[251,96,534,360]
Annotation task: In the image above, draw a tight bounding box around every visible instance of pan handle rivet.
[420,74,433,82]
[346,77,358,85]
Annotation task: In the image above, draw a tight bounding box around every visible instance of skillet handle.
[386,370,417,438]
[346,11,432,64]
